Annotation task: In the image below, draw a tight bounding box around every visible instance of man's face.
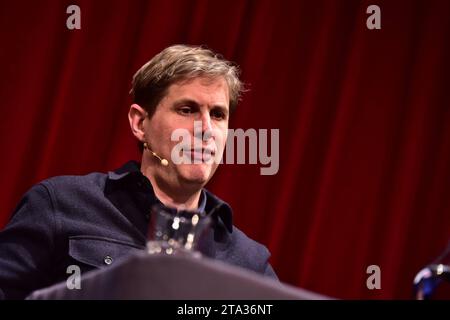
[144,76,229,187]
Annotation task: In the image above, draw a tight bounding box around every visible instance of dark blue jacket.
[0,161,277,299]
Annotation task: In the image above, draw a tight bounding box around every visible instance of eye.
[211,109,226,120]
[178,106,194,115]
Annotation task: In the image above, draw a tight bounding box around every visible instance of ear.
[128,104,147,142]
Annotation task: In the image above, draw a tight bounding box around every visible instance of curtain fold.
[0,0,449,299]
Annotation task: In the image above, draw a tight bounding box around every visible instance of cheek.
[149,124,175,152]
[214,129,228,150]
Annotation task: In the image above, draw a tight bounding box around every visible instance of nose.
[195,112,213,141]
[200,112,213,132]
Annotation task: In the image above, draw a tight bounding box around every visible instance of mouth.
[185,148,216,162]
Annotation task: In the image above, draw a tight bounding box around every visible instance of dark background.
[0,0,449,299]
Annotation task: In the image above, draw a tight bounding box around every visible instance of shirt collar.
[107,160,233,233]
[197,189,207,213]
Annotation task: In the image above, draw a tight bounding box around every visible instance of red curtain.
[1,0,449,299]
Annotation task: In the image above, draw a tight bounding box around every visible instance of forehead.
[165,76,230,107]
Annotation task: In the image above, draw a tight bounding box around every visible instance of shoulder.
[40,171,107,193]
[218,225,271,274]
[17,172,108,215]
[230,226,271,260]
[8,171,107,216]
[202,189,273,275]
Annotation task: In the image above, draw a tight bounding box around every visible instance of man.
[0,45,277,300]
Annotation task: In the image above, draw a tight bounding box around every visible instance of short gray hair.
[130,44,244,116]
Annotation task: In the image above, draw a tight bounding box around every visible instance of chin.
[178,164,214,185]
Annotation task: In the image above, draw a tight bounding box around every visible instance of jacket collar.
[107,161,233,233]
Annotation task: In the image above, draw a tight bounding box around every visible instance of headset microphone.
[143,142,169,166]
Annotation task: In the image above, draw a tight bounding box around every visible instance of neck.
[141,162,202,211]
[151,178,202,211]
